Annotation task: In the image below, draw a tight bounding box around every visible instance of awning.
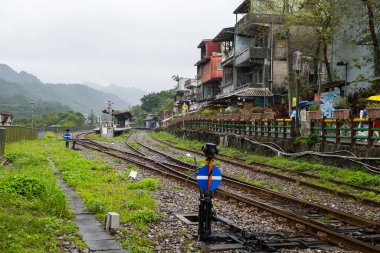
[215,88,273,101]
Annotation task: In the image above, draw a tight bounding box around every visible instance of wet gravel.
[77,133,350,252]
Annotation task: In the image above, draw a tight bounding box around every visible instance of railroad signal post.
[197,143,222,241]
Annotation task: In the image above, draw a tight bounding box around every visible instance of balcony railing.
[235,47,269,67]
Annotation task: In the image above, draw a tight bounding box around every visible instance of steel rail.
[135,139,380,232]
[77,138,380,253]
[150,136,380,201]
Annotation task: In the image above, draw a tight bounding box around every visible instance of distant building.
[174,77,198,113]
[159,110,174,128]
[113,111,133,129]
[144,114,159,129]
[0,113,12,126]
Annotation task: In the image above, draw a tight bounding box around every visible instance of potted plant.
[366,101,380,119]
[333,97,351,119]
[262,107,276,119]
[306,104,323,120]
[250,107,264,120]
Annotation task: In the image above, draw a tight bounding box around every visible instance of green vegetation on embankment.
[0,134,86,253]
[1,133,162,253]
[150,131,380,202]
[51,134,161,253]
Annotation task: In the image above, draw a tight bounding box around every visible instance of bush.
[309,104,320,111]
[251,107,264,113]
[335,97,349,109]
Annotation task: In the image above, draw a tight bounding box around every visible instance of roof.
[0,112,12,116]
[194,56,210,66]
[233,0,249,14]
[236,87,273,97]
[213,27,235,42]
[197,39,212,48]
[215,88,273,101]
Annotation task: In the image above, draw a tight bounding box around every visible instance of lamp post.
[293,51,302,136]
[30,101,35,128]
[336,61,348,96]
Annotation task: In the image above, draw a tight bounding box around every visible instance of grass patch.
[87,130,135,143]
[48,136,161,252]
[127,142,142,151]
[0,138,85,252]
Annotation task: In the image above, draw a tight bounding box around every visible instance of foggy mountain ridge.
[0,64,132,115]
[84,82,147,106]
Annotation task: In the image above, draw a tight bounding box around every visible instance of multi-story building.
[195,40,222,100]
[174,77,198,113]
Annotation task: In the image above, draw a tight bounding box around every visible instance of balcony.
[235,47,269,67]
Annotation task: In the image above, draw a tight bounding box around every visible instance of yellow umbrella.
[368,95,380,101]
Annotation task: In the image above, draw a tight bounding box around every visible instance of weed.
[126,178,162,191]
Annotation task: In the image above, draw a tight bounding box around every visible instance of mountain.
[0,64,130,116]
[100,84,147,106]
[83,82,147,106]
[0,64,42,84]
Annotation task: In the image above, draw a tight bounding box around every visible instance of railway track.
[150,135,380,206]
[75,133,380,252]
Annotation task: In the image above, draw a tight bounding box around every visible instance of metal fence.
[2,126,38,143]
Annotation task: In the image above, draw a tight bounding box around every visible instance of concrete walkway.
[49,159,128,253]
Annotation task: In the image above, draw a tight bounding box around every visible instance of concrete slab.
[86,240,123,251]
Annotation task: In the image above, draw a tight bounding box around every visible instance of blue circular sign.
[196,164,222,191]
[64,133,72,140]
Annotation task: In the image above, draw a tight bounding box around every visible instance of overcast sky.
[0,0,241,91]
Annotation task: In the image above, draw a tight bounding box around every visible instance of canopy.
[368,95,380,102]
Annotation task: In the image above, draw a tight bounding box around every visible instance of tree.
[129,105,146,126]
[140,89,175,114]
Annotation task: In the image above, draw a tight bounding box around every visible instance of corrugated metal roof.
[235,87,273,97]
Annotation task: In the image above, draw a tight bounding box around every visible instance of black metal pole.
[295,73,300,136]
[198,157,214,241]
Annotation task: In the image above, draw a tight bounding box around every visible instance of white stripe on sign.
[196,176,222,180]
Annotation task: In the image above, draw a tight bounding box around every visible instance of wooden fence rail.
[167,114,380,147]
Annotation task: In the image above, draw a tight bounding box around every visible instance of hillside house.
[195,40,223,101]
[0,113,12,126]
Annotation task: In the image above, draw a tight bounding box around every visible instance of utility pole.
[30,101,35,128]
[105,101,114,128]
[293,51,302,136]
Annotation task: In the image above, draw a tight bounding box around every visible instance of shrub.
[335,97,349,109]
[251,107,264,113]
[309,104,320,111]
